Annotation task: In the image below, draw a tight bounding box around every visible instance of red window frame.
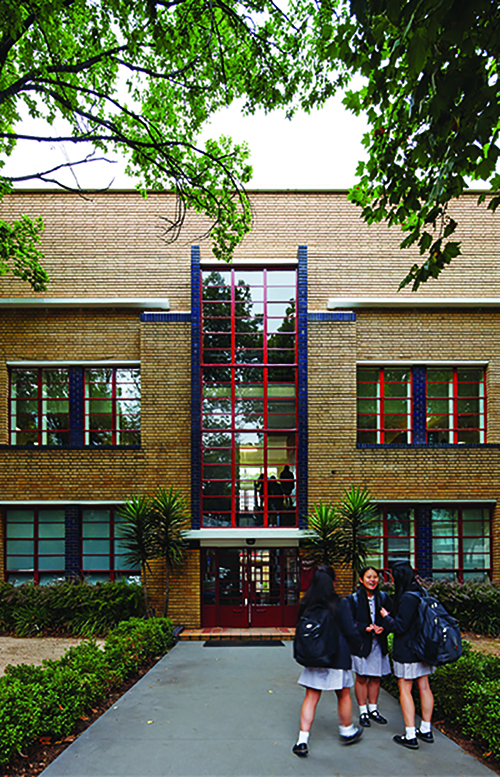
[84,367,141,446]
[425,367,486,444]
[200,268,298,528]
[5,508,66,585]
[357,367,413,444]
[9,367,70,446]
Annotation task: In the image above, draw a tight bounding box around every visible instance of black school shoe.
[416,729,434,743]
[359,712,371,727]
[393,734,419,750]
[368,710,388,724]
[292,743,308,757]
[340,727,363,745]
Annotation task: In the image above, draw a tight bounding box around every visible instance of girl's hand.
[380,607,389,618]
[365,624,374,632]
[372,624,384,634]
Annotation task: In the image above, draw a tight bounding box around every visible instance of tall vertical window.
[84,368,141,445]
[201,268,298,528]
[357,367,412,444]
[81,508,140,583]
[10,368,70,445]
[426,368,486,443]
[6,509,66,585]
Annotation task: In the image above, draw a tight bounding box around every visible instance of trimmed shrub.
[0,580,145,637]
[379,579,500,637]
[382,640,500,760]
[424,580,500,637]
[0,617,174,765]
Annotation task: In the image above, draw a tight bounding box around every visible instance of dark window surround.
[357,365,487,447]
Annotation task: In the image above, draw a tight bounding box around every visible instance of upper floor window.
[426,368,485,444]
[10,368,70,446]
[9,366,140,447]
[357,365,486,445]
[84,368,141,446]
[357,367,412,444]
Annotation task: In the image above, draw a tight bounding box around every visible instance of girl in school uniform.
[380,559,435,750]
[348,566,393,728]
[292,565,364,757]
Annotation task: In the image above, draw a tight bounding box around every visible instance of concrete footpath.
[41,641,494,777]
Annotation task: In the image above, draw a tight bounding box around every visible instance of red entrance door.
[201,548,300,627]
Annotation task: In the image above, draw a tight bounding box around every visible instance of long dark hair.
[390,560,422,607]
[298,565,339,619]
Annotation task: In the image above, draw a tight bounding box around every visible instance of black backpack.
[409,591,462,666]
[293,605,339,668]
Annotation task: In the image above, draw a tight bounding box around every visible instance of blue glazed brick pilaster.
[413,367,427,445]
[69,368,84,447]
[65,506,81,579]
[297,246,308,529]
[417,506,433,579]
[191,246,202,530]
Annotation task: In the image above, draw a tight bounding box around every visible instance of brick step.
[178,627,295,642]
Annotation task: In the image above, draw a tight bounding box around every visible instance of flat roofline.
[328,297,500,309]
[0,297,170,309]
[7,187,496,195]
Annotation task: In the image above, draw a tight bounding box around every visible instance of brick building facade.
[0,189,498,626]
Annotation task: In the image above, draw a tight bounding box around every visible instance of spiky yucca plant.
[336,486,379,588]
[303,501,344,568]
[116,493,155,614]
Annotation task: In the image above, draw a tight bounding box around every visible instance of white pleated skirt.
[352,640,391,677]
[393,660,435,679]
[297,666,354,691]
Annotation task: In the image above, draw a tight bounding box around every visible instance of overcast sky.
[6,92,368,191]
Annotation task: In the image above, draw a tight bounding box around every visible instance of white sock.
[406,726,416,739]
[368,704,378,713]
[420,720,431,734]
[359,705,368,715]
[339,724,356,736]
[297,730,309,745]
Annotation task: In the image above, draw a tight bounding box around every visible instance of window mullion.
[379,368,384,444]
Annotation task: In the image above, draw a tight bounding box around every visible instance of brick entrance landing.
[178,627,295,641]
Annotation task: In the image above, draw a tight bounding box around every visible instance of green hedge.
[0,580,145,637]
[379,580,500,636]
[424,580,500,637]
[382,638,500,760]
[0,616,174,765]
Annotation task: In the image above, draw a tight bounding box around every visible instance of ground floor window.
[431,506,490,582]
[4,506,139,585]
[364,504,491,582]
[82,508,140,583]
[201,547,300,627]
[365,506,416,571]
[6,508,66,585]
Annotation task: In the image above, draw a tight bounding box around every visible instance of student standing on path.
[380,560,435,751]
[347,566,393,728]
[292,566,364,758]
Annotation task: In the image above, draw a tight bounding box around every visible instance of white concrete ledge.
[0,297,170,309]
[186,528,303,546]
[328,297,500,309]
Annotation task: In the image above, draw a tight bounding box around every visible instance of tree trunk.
[142,561,150,616]
[163,567,170,617]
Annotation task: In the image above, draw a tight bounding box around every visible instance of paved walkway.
[41,641,493,777]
